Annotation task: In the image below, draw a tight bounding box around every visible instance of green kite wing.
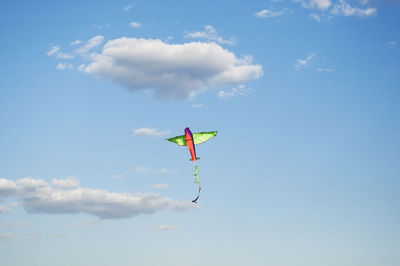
[166,135,186,146]
[193,131,218,145]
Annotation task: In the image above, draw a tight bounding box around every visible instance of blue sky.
[1,0,399,265]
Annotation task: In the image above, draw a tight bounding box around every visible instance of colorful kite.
[167,127,217,203]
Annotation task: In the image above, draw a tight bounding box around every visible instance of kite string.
[192,165,201,203]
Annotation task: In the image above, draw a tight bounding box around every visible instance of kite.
[167,127,217,203]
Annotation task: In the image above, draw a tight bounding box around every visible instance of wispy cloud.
[218,84,251,99]
[0,203,11,213]
[153,225,178,231]
[70,40,81,46]
[0,222,34,227]
[47,46,60,56]
[294,0,332,10]
[152,184,169,189]
[76,35,104,55]
[309,13,322,21]
[0,233,18,240]
[387,41,397,47]
[48,35,104,63]
[129,21,142,28]
[0,177,192,219]
[124,4,134,11]
[192,103,203,108]
[331,0,377,17]
[133,166,170,174]
[254,8,291,18]
[74,219,101,226]
[294,53,315,69]
[92,24,109,29]
[133,128,170,137]
[294,0,377,20]
[185,25,236,46]
[51,177,79,188]
[317,67,334,72]
[56,63,74,70]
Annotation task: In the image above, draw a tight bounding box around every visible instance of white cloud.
[387,41,397,47]
[185,25,236,46]
[331,0,376,17]
[192,103,203,108]
[165,36,174,43]
[56,52,74,59]
[130,21,142,28]
[133,128,170,137]
[133,166,169,174]
[311,0,331,9]
[47,46,60,56]
[153,225,178,231]
[317,67,334,72]
[294,53,315,69]
[359,0,368,5]
[83,38,262,99]
[294,0,332,10]
[51,177,79,188]
[56,63,74,70]
[152,184,169,189]
[70,40,82,46]
[124,4,134,11]
[76,35,104,55]
[49,36,105,69]
[254,8,290,18]
[92,24,103,29]
[0,177,192,219]
[218,84,251,99]
[310,13,322,21]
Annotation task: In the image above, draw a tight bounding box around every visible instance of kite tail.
[192,165,202,203]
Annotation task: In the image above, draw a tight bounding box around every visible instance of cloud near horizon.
[0,177,192,219]
[82,37,263,99]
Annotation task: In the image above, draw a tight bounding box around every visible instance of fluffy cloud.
[133,128,170,137]
[82,38,262,99]
[185,25,236,45]
[0,177,192,219]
